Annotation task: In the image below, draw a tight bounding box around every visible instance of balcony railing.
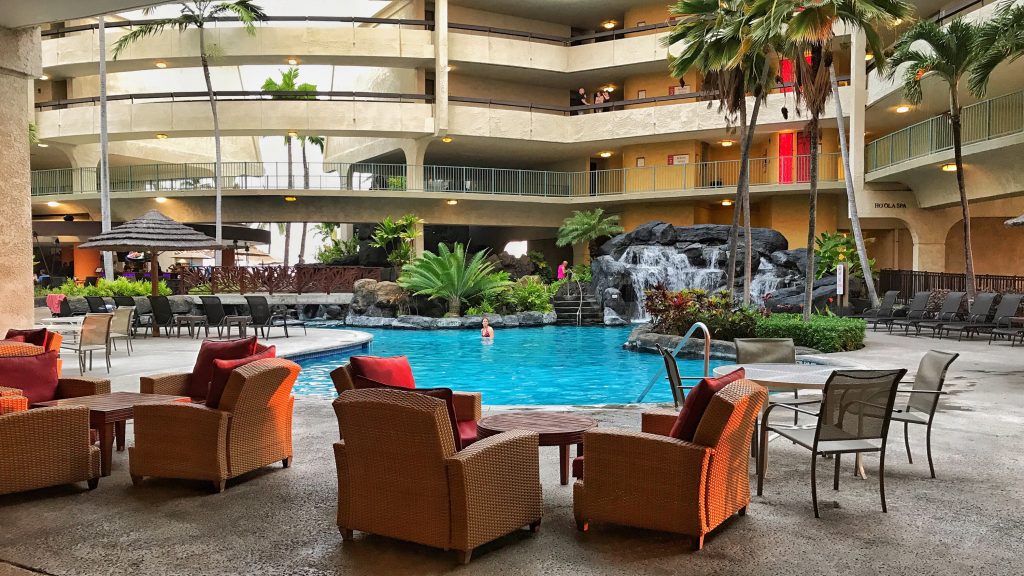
[32,155,844,199]
[866,90,1024,172]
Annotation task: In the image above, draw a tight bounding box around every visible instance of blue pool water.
[294,325,728,405]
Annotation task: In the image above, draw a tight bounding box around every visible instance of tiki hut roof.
[78,210,223,252]
[1006,214,1024,227]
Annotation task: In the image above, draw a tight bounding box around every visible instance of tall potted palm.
[112,1,268,266]
[750,0,909,319]
[886,18,985,298]
[556,209,624,261]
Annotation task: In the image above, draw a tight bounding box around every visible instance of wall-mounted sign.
[667,154,689,165]
[873,202,908,209]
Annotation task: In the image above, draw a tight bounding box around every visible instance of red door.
[780,59,795,93]
[779,132,794,183]
[797,131,811,182]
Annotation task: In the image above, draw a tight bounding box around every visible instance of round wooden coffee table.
[476,412,597,486]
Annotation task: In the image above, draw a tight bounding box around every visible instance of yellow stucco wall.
[946,217,1024,275]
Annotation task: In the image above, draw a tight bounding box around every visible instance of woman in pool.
[481,317,495,338]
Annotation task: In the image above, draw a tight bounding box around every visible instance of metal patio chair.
[892,292,964,336]
[245,296,306,338]
[921,292,994,338]
[61,313,113,375]
[891,350,958,479]
[887,291,931,334]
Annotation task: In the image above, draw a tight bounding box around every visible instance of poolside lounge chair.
[757,369,907,518]
[657,344,698,409]
[85,296,110,313]
[139,295,176,337]
[130,358,299,492]
[920,292,994,338]
[0,406,101,495]
[244,296,306,338]
[849,290,899,327]
[891,291,964,336]
[891,350,958,479]
[199,296,251,339]
[112,296,137,308]
[887,291,931,334]
[986,294,1024,345]
[333,388,542,563]
[574,379,766,550]
[938,293,1019,340]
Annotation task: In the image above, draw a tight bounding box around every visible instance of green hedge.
[755,314,865,353]
[43,278,171,297]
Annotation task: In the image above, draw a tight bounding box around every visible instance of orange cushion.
[348,355,415,389]
[205,345,276,409]
[0,395,29,414]
[669,368,745,442]
[0,351,60,404]
[190,337,258,400]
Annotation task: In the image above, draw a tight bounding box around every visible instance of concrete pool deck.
[1,330,1022,575]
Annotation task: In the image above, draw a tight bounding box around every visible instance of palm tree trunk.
[740,95,763,306]
[830,65,879,308]
[98,15,114,280]
[287,136,294,190]
[803,117,819,322]
[448,296,461,317]
[298,222,308,265]
[283,224,291,266]
[725,105,746,301]
[199,27,224,266]
[950,90,977,298]
[299,140,309,264]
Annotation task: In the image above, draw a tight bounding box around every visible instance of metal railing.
[32,154,845,198]
[879,268,1024,298]
[866,90,1024,172]
[35,90,433,111]
[635,321,711,405]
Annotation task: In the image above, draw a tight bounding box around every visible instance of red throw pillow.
[669,368,746,442]
[4,328,48,347]
[190,337,258,400]
[205,345,276,408]
[348,355,416,389]
[0,351,60,404]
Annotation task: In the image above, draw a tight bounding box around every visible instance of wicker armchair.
[333,389,542,564]
[129,358,300,492]
[140,343,273,398]
[573,380,767,550]
[0,405,101,495]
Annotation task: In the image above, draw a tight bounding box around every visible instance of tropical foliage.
[44,278,171,297]
[467,277,555,315]
[556,209,624,258]
[644,287,762,341]
[755,313,865,352]
[814,231,874,279]
[315,237,359,264]
[398,243,512,316]
[371,214,422,269]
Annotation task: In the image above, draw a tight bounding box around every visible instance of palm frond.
[209,0,268,35]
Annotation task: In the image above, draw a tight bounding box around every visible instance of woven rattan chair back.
[656,344,685,408]
[816,369,905,445]
[148,296,174,325]
[111,306,135,335]
[85,296,108,313]
[80,314,113,348]
[906,351,958,416]
[734,338,796,364]
[200,296,227,324]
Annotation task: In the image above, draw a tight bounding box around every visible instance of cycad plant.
[112,1,267,264]
[398,243,512,316]
[666,0,773,305]
[749,0,909,319]
[556,209,624,259]
[886,17,986,298]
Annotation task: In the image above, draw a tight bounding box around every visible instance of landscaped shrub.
[47,278,171,297]
[467,277,555,315]
[644,287,762,341]
[755,313,866,352]
[398,243,511,316]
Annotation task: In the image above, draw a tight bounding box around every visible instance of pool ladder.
[635,322,711,405]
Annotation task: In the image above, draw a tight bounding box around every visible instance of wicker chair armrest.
[446,430,542,550]
[641,410,679,436]
[56,377,111,399]
[452,391,482,422]
[0,386,23,397]
[140,372,192,396]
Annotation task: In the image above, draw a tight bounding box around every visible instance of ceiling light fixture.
[445,64,454,72]
[155,196,168,203]
[441,136,453,143]
[446,199,458,206]
[865,53,875,62]
[600,84,616,92]
[37,143,49,148]
[287,58,298,66]
[941,163,958,172]
[284,196,298,202]
[156,133,169,139]
[155,61,167,69]
[598,151,613,158]
[895,105,911,114]
[601,20,617,29]
[721,199,733,207]
[39,74,50,81]
[720,140,734,147]
[47,201,60,207]
[287,130,299,138]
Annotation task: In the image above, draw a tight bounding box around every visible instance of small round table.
[476,412,597,486]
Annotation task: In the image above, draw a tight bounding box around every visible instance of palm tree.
[556,209,624,260]
[750,0,909,319]
[112,1,268,266]
[398,243,512,316]
[970,0,1024,96]
[886,18,985,298]
[297,136,325,264]
[276,222,290,266]
[666,0,773,305]
[260,67,316,190]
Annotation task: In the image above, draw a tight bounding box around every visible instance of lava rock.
[599,233,630,259]
[503,314,520,327]
[461,316,484,328]
[168,296,192,314]
[591,256,631,303]
[519,311,545,326]
[322,304,344,319]
[602,288,626,316]
[604,307,629,326]
[542,311,557,324]
[344,314,395,328]
[357,245,390,267]
[770,249,811,275]
[392,315,437,329]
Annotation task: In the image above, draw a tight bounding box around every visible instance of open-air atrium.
[2,0,1024,575]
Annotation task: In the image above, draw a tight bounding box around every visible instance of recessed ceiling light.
[287,130,299,138]
[600,84,616,92]
[601,20,617,30]
[598,151,612,158]
[37,143,49,148]
[287,58,298,66]
[441,136,453,143]
[446,199,458,206]
[941,163,958,172]
[721,199,733,207]
[39,74,49,81]
[47,201,60,207]
[156,133,168,139]
[155,196,168,203]
[155,61,167,69]
[895,105,911,114]
[865,53,875,61]
[720,140,734,147]
[445,65,454,72]
[284,196,298,202]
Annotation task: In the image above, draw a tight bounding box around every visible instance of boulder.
[168,296,192,314]
[770,249,811,275]
[489,251,535,279]
[375,281,406,307]
[344,314,395,328]
[602,288,626,316]
[764,275,838,311]
[519,311,545,326]
[591,256,631,304]
[351,279,378,313]
[503,314,520,327]
[67,297,89,315]
[461,316,484,328]
[599,233,630,259]
[542,311,557,324]
[436,317,462,329]
[357,245,390,267]
[392,315,437,329]
[322,304,344,319]
[604,307,629,326]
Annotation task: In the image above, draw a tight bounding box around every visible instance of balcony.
[31,155,844,200]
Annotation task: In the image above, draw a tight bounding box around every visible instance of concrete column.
[67,143,100,193]
[913,242,946,272]
[413,221,425,257]
[0,26,41,335]
[849,30,867,194]
[433,0,449,136]
[402,138,430,192]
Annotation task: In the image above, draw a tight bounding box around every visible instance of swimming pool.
[294,325,728,405]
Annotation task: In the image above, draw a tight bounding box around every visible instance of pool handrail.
[635,321,711,403]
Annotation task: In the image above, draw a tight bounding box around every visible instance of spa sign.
[873,202,907,209]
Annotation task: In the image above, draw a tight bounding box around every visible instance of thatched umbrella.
[1006,214,1024,227]
[79,211,222,332]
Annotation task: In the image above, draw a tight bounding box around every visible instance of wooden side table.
[34,392,190,476]
[477,412,597,485]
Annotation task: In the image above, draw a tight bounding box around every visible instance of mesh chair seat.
[772,427,883,453]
